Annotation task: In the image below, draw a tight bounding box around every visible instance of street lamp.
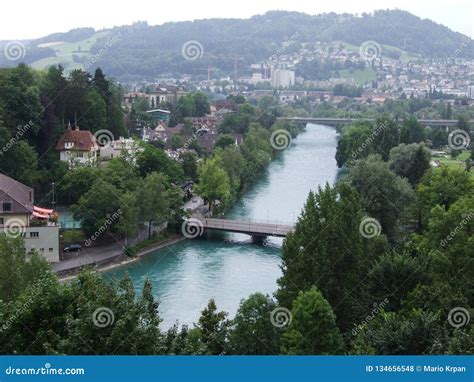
[51,182,56,209]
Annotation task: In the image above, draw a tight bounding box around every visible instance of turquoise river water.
[105,124,339,328]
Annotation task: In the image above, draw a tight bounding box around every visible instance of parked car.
[63,244,82,253]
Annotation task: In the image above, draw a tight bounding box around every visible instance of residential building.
[0,174,59,262]
[271,69,295,88]
[56,124,99,168]
[100,137,143,164]
[148,84,188,107]
[467,85,474,99]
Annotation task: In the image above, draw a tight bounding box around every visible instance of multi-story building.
[148,84,188,107]
[467,85,474,99]
[0,174,59,262]
[99,137,143,164]
[56,124,99,168]
[271,69,295,88]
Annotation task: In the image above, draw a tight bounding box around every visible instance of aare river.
[105,124,339,328]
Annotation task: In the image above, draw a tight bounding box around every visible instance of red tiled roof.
[56,129,98,152]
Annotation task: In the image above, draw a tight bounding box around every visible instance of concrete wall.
[24,226,60,263]
[0,213,30,228]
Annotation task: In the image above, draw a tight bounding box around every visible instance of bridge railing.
[203,217,295,227]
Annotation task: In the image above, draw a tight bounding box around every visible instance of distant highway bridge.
[278,117,474,128]
[183,217,295,238]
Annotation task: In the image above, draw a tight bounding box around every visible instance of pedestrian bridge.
[183,217,295,238]
[278,117,473,128]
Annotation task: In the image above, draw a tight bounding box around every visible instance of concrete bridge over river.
[278,117,474,128]
[183,217,295,238]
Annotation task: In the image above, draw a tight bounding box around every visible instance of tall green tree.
[195,157,230,213]
[195,299,230,355]
[389,143,431,186]
[227,293,280,355]
[281,288,344,355]
[348,155,416,243]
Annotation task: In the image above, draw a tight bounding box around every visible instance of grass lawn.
[433,150,474,179]
[30,31,110,72]
[60,229,86,245]
[339,67,377,85]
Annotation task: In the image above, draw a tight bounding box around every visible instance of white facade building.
[271,69,295,88]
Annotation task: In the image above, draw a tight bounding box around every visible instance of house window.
[0,218,3,225]
[30,232,39,238]
[2,202,12,212]
[49,248,53,252]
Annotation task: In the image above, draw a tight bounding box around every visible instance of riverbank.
[56,235,186,281]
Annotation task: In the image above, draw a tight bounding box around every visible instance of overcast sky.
[2,0,473,40]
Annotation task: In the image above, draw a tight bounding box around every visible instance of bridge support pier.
[251,235,267,244]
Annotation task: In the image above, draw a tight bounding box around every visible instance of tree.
[0,236,51,302]
[137,172,179,239]
[277,183,388,329]
[136,144,185,182]
[418,195,474,300]
[195,157,230,213]
[0,125,39,185]
[170,134,183,150]
[348,155,416,243]
[416,167,474,228]
[400,117,425,144]
[116,191,140,247]
[389,143,431,186]
[180,151,198,181]
[72,180,122,238]
[351,309,443,355]
[58,166,100,205]
[228,293,280,355]
[372,116,400,161]
[281,288,344,355]
[214,134,236,150]
[195,299,230,355]
[218,146,244,192]
[335,122,376,167]
[193,92,210,117]
[457,115,471,133]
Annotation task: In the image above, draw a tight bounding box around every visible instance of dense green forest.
[2,10,472,78]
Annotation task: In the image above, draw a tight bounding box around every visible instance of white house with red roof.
[56,124,99,167]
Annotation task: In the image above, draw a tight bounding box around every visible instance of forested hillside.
[1,10,472,79]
